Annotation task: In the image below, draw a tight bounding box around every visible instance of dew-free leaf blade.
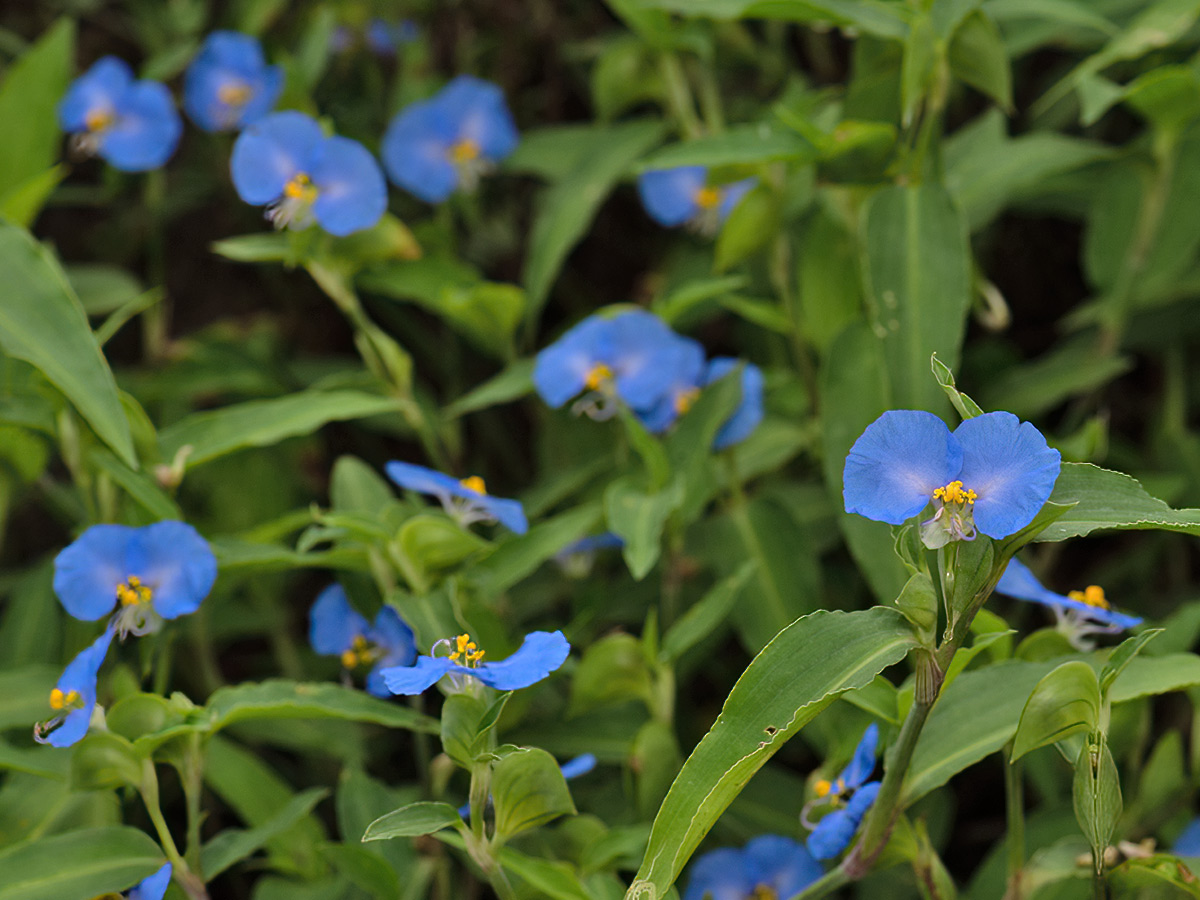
[207,680,439,733]
[0,826,165,900]
[1035,462,1200,542]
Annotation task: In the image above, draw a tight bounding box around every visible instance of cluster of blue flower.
[534,309,764,446]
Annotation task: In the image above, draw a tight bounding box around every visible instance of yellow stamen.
[283,172,318,202]
[674,387,700,416]
[932,480,977,505]
[1068,585,1110,610]
[85,109,114,133]
[694,186,721,209]
[450,139,481,163]
[448,633,485,666]
[752,886,778,900]
[49,688,80,711]
[584,362,613,391]
[116,575,152,607]
[459,475,487,495]
[218,81,253,107]
[814,778,833,798]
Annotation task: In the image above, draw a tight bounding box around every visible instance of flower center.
[85,108,114,133]
[218,80,254,108]
[674,387,700,416]
[49,688,82,711]
[449,139,481,164]
[752,886,778,900]
[283,172,318,202]
[448,633,485,667]
[116,575,153,607]
[1068,585,1110,610]
[932,480,977,505]
[459,475,488,495]
[694,186,721,209]
[814,776,846,800]
[584,362,613,391]
[267,173,319,230]
[340,634,381,669]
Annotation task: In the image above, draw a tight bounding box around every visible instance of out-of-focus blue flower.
[1174,819,1200,856]
[805,724,881,860]
[382,630,569,695]
[231,111,387,236]
[635,336,707,434]
[309,584,418,697]
[533,310,697,417]
[366,19,419,56]
[638,166,755,233]
[34,626,114,748]
[381,75,518,203]
[556,532,624,579]
[184,31,282,132]
[58,57,181,171]
[843,410,1061,548]
[682,835,822,900]
[385,461,528,534]
[996,557,1141,650]
[53,522,218,637]
[706,357,764,449]
[128,863,173,900]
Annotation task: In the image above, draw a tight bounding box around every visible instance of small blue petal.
[636,335,707,434]
[381,98,460,202]
[366,606,419,697]
[706,357,765,449]
[840,723,879,790]
[638,167,706,227]
[54,525,131,621]
[717,179,756,222]
[682,848,756,900]
[129,862,173,900]
[99,80,181,172]
[128,521,218,620]
[559,753,598,780]
[806,781,880,860]
[608,311,692,410]
[954,412,1061,539]
[385,460,464,499]
[533,315,618,408]
[475,494,529,535]
[308,584,370,656]
[843,410,962,526]
[310,135,388,236]
[473,630,570,690]
[46,627,114,748]
[231,110,324,205]
[995,559,1142,629]
[1175,818,1200,856]
[743,835,823,899]
[58,57,132,132]
[184,31,280,131]
[438,75,519,162]
[382,655,456,694]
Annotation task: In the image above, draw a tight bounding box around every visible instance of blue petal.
[47,627,114,748]
[231,111,324,205]
[184,31,277,131]
[682,848,756,900]
[366,606,419,696]
[381,98,459,202]
[473,630,570,690]
[310,135,388,235]
[129,863,173,900]
[995,559,1142,629]
[533,315,618,408]
[382,655,456,694]
[806,781,880,860]
[706,357,765,449]
[717,179,757,222]
[636,336,707,434]
[638,167,706,227]
[128,521,217,620]
[475,494,529,535]
[608,311,692,410]
[843,410,961,526]
[437,75,519,162]
[385,460,465,499]
[954,412,1061,539]
[840,723,879,790]
[1175,818,1200,856]
[559,753,597,780]
[53,525,132,621]
[743,835,822,899]
[58,57,132,133]
[99,80,181,172]
[308,584,369,656]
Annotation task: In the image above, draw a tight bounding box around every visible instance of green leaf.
[0,826,165,900]
[1035,463,1200,542]
[0,20,73,200]
[69,732,143,791]
[0,221,135,466]
[88,449,181,520]
[570,633,655,715]
[661,561,756,663]
[1108,653,1200,703]
[948,10,1012,109]
[523,120,665,318]
[0,664,58,728]
[469,503,603,597]
[1010,661,1100,762]
[396,514,491,586]
[202,788,329,879]
[492,747,578,841]
[624,608,916,900]
[444,359,535,420]
[211,232,296,263]
[439,692,511,767]
[206,680,439,733]
[1073,737,1122,861]
[438,831,594,900]
[0,166,66,228]
[931,354,983,419]
[714,185,782,272]
[1099,629,1162,696]
[796,207,863,355]
[159,390,403,470]
[634,0,911,39]
[320,843,403,900]
[605,476,681,580]
[978,336,1133,419]
[637,125,817,170]
[210,538,366,574]
[895,572,939,645]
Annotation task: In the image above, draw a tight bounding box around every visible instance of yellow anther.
[218,80,253,107]
[694,186,721,209]
[1068,585,1110,610]
[283,172,318,202]
[814,778,833,798]
[752,886,778,900]
[448,633,485,666]
[49,688,80,711]
[459,475,488,495]
[932,480,977,505]
[85,109,114,133]
[674,387,700,416]
[116,575,152,607]
[341,635,378,669]
[584,362,613,391]
[450,139,481,163]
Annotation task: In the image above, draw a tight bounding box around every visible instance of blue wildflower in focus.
[53,521,218,637]
[385,461,528,534]
[129,863,173,900]
[533,310,698,418]
[58,57,181,171]
[682,835,822,900]
[638,166,755,234]
[804,724,881,860]
[231,111,387,236]
[184,31,282,132]
[706,357,765,450]
[34,626,114,748]
[382,630,570,695]
[381,75,518,203]
[1174,819,1200,856]
[309,584,418,697]
[996,557,1141,650]
[843,410,1061,548]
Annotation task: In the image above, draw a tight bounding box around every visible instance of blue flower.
[382,630,570,695]
[706,358,765,449]
[805,724,881,860]
[533,310,698,416]
[385,461,528,534]
[309,584,418,697]
[634,336,707,434]
[682,835,822,900]
[1174,819,1200,856]
[53,521,218,637]
[365,19,420,56]
[637,167,755,233]
[129,863,172,900]
[58,57,181,172]
[996,557,1141,650]
[184,31,282,132]
[843,410,1061,547]
[231,111,387,236]
[34,626,114,748]
[381,75,518,203]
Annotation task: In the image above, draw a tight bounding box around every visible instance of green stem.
[139,759,209,900]
[141,168,170,363]
[1003,744,1026,900]
[692,58,725,134]
[789,862,851,899]
[659,53,704,139]
[181,734,206,875]
[770,234,818,412]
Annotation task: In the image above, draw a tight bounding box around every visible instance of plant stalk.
[1003,743,1026,900]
